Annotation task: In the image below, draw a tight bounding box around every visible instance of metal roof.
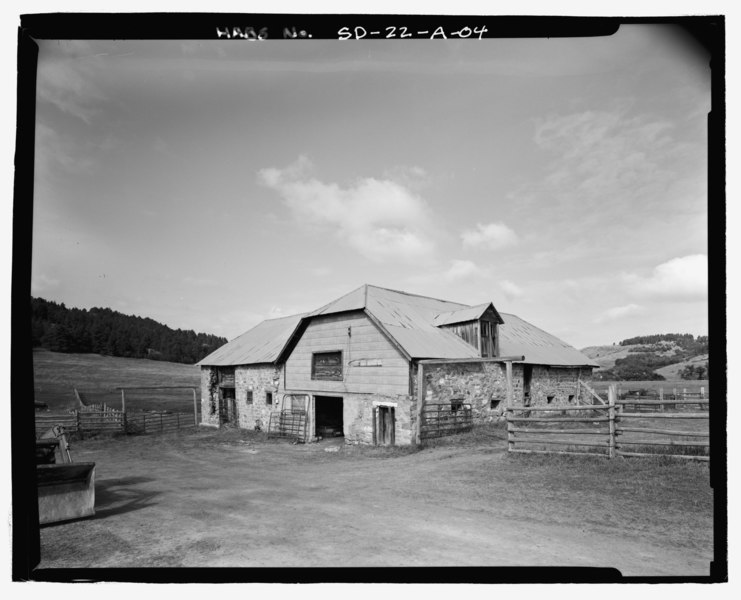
[499,313,599,367]
[196,313,305,366]
[432,303,498,326]
[198,284,597,368]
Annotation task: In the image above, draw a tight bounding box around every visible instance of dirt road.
[36,428,713,577]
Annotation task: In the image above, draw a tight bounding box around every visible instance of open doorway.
[315,395,343,438]
[523,365,533,407]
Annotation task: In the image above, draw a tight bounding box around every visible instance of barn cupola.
[432,302,504,358]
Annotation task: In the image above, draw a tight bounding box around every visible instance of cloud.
[37,45,109,124]
[441,259,486,282]
[461,222,518,250]
[594,303,645,323]
[499,280,524,300]
[258,157,437,263]
[508,103,703,237]
[624,254,708,301]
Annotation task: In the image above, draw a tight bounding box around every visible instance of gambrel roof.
[197,284,598,368]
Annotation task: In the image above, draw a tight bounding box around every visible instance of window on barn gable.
[450,399,463,413]
[312,351,343,381]
[246,391,253,404]
[266,392,273,406]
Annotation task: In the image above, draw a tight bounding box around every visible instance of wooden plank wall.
[284,312,409,396]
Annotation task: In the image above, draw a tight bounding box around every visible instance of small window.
[266,392,273,406]
[546,396,554,404]
[246,391,253,405]
[490,398,501,410]
[568,394,574,403]
[451,399,463,413]
[312,351,343,381]
[218,367,235,387]
[221,387,235,400]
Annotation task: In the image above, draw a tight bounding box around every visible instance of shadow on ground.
[94,476,159,518]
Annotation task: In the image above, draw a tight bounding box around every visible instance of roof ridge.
[262,312,307,322]
[312,283,369,314]
[365,284,471,308]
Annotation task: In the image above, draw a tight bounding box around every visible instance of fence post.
[700,386,705,399]
[659,387,664,412]
[76,410,82,439]
[192,387,198,427]
[608,385,616,459]
[506,408,514,453]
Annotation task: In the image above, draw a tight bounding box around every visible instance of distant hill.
[31,297,227,365]
[581,334,709,381]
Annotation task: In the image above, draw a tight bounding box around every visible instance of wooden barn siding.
[285,312,410,396]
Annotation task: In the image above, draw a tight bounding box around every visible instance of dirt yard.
[35,426,714,577]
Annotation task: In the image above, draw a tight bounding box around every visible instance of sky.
[29,23,712,349]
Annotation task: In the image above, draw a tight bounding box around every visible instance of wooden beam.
[415,363,425,445]
[505,360,513,409]
[418,355,524,365]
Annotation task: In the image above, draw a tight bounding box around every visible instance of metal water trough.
[35,425,96,525]
[37,463,96,525]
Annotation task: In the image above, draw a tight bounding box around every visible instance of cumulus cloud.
[441,259,485,282]
[594,303,645,323]
[499,279,524,300]
[37,42,110,125]
[625,254,707,301]
[258,157,437,263]
[461,222,518,250]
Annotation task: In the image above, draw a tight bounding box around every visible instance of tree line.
[31,297,227,364]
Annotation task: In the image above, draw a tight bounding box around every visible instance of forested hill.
[31,297,227,365]
[581,333,709,381]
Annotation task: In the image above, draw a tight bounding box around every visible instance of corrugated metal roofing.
[432,303,494,326]
[196,313,305,366]
[499,313,599,367]
[198,284,597,368]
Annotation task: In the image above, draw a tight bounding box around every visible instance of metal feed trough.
[36,425,96,525]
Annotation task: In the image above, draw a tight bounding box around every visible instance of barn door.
[375,406,395,446]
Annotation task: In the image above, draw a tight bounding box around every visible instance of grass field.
[32,350,201,413]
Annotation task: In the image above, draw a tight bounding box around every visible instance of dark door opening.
[375,406,395,446]
[523,365,533,406]
[315,396,343,438]
[220,387,236,424]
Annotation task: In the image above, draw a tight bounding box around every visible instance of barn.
[197,284,598,445]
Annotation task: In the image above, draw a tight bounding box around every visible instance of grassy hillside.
[32,349,201,412]
[580,344,635,370]
[581,340,708,381]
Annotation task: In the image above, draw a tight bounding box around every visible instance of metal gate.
[420,401,473,440]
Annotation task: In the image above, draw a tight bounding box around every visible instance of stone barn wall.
[526,365,592,407]
[200,364,283,429]
[411,361,594,426]
[338,393,413,445]
[234,364,283,430]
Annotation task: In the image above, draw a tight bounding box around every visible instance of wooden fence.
[507,385,709,461]
[35,408,196,437]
